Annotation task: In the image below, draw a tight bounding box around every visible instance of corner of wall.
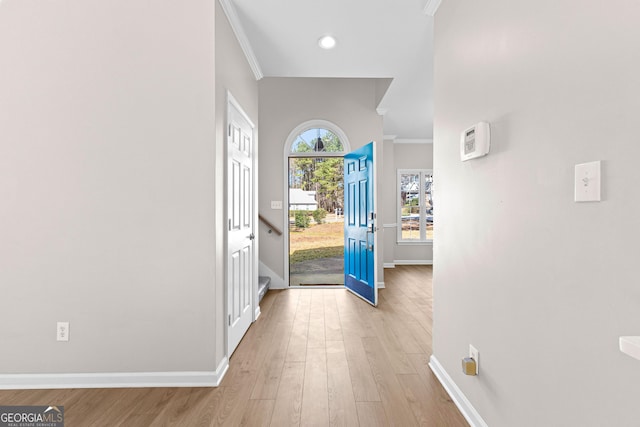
[259,261,286,289]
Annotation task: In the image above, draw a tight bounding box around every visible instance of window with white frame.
[397,169,433,242]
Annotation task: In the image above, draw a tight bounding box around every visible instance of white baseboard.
[259,261,285,289]
[394,259,433,266]
[214,356,229,386]
[254,306,261,321]
[0,357,229,390]
[429,355,488,427]
[385,261,434,268]
[377,281,385,289]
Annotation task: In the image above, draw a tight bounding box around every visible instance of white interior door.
[227,94,256,356]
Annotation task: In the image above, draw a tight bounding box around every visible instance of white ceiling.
[227,0,435,140]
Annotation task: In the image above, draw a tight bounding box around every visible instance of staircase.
[257,214,279,303]
[258,276,271,302]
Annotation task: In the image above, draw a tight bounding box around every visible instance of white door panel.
[227,95,255,356]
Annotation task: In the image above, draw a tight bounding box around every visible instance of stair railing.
[259,214,283,236]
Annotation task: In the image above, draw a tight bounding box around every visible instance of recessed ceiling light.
[318,35,336,50]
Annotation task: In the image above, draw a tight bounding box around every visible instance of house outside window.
[397,169,433,243]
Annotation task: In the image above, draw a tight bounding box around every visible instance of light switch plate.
[574,161,601,202]
[271,201,283,209]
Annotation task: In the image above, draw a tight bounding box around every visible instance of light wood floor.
[0,266,468,426]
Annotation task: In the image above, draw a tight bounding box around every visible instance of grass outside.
[290,220,344,264]
[289,217,431,264]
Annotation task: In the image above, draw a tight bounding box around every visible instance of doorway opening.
[285,122,350,287]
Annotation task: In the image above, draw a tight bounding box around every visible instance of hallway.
[0,266,467,426]
[224,265,468,426]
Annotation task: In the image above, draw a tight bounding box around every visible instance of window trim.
[397,168,433,243]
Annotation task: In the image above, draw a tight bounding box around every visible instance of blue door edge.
[345,275,377,306]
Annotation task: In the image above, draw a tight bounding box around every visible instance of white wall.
[433,1,640,425]
[258,77,384,285]
[215,0,259,368]
[0,0,217,374]
[382,139,397,267]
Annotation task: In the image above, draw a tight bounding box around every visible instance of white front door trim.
[282,120,351,287]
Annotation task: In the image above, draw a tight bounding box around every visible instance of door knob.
[248,233,255,240]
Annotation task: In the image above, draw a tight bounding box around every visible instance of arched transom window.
[290,128,344,155]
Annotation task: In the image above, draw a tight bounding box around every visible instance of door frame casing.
[282,120,351,287]
[225,91,258,359]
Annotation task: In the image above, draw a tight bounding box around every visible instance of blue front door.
[344,142,377,306]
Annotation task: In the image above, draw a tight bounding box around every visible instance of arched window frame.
[284,120,351,158]
[282,120,351,286]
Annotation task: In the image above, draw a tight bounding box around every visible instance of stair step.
[258,276,271,302]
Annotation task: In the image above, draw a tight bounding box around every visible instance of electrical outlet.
[469,344,479,375]
[57,322,69,342]
[271,200,283,209]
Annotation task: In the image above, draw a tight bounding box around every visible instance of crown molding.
[384,135,397,141]
[394,138,433,144]
[218,0,264,80]
[376,108,389,116]
[423,0,442,17]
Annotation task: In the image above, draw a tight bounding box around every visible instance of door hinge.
[228,314,231,326]
[229,219,232,230]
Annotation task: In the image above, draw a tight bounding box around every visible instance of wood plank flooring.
[0,265,468,426]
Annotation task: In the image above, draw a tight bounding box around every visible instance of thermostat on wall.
[460,122,491,161]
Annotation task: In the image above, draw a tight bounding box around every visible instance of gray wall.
[258,77,384,285]
[215,0,259,368]
[433,0,640,425]
[0,0,217,372]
